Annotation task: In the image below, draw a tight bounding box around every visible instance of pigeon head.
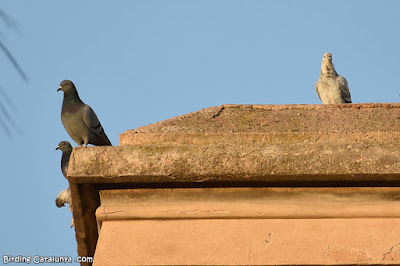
[56,141,73,152]
[57,80,76,93]
[321,52,336,75]
[323,52,333,63]
[58,80,83,104]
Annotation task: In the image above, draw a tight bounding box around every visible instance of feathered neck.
[320,61,338,77]
[61,149,71,178]
[62,149,72,159]
[63,87,84,106]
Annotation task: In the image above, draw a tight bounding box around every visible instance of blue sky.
[1,0,399,263]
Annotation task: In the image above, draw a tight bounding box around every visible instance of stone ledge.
[68,140,400,184]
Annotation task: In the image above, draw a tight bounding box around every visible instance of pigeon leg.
[83,137,89,147]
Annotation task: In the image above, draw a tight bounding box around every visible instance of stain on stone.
[323,243,372,263]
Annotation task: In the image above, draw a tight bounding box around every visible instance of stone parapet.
[122,103,400,137]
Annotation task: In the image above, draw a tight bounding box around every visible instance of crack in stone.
[212,106,225,118]
[382,243,400,261]
[247,245,251,263]
[322,242,333,261]
[161,209,228,214]
[104,210,123,220]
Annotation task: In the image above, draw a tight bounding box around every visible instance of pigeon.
[315,52,352,104]
[55,141,72,179]
[55,141,74,227]
[55,188,74,228]
[58,80,112,147]
[56,188,71,208]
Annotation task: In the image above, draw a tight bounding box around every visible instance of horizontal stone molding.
[96,187,400,230]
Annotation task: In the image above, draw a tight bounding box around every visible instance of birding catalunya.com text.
[2,255,93,264]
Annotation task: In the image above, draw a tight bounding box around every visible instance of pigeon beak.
[57,86,62,92]
[56,146,60,150]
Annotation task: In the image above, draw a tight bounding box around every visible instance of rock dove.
[315,52,352,104]
[56,188,71,208]
[55,188,73,228]
[58,80,112,147]
[55,141,74,227]
[55,141,72,179]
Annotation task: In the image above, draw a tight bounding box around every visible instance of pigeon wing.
[82,104,104,135]
[61,159,69,179]
[82,104,112,146]
[337,76,352,103]
[315,81,322,101]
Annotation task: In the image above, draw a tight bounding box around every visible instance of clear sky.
[1,0,399,263]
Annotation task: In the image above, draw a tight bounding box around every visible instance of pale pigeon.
[315,52,352,104]
[56,188,71,208]
[58,80,112,147]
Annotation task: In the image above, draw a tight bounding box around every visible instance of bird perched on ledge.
[56,141,72,179]
[58,80,112,147]
[315,52,352,104]
[55,141,74,227]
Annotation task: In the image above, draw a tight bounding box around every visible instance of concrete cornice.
[69,103,400,184]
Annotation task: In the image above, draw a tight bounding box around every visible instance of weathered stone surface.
[121,103,400,145]
[94,219,400,265]
[94,187,400,265]
[68,138,400,184]
[69,183,99,266]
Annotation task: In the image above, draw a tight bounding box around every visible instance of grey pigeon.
[55,141,74,227]
[55,141,72,179]
[58,80,112,147]
[315,52,352,104]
